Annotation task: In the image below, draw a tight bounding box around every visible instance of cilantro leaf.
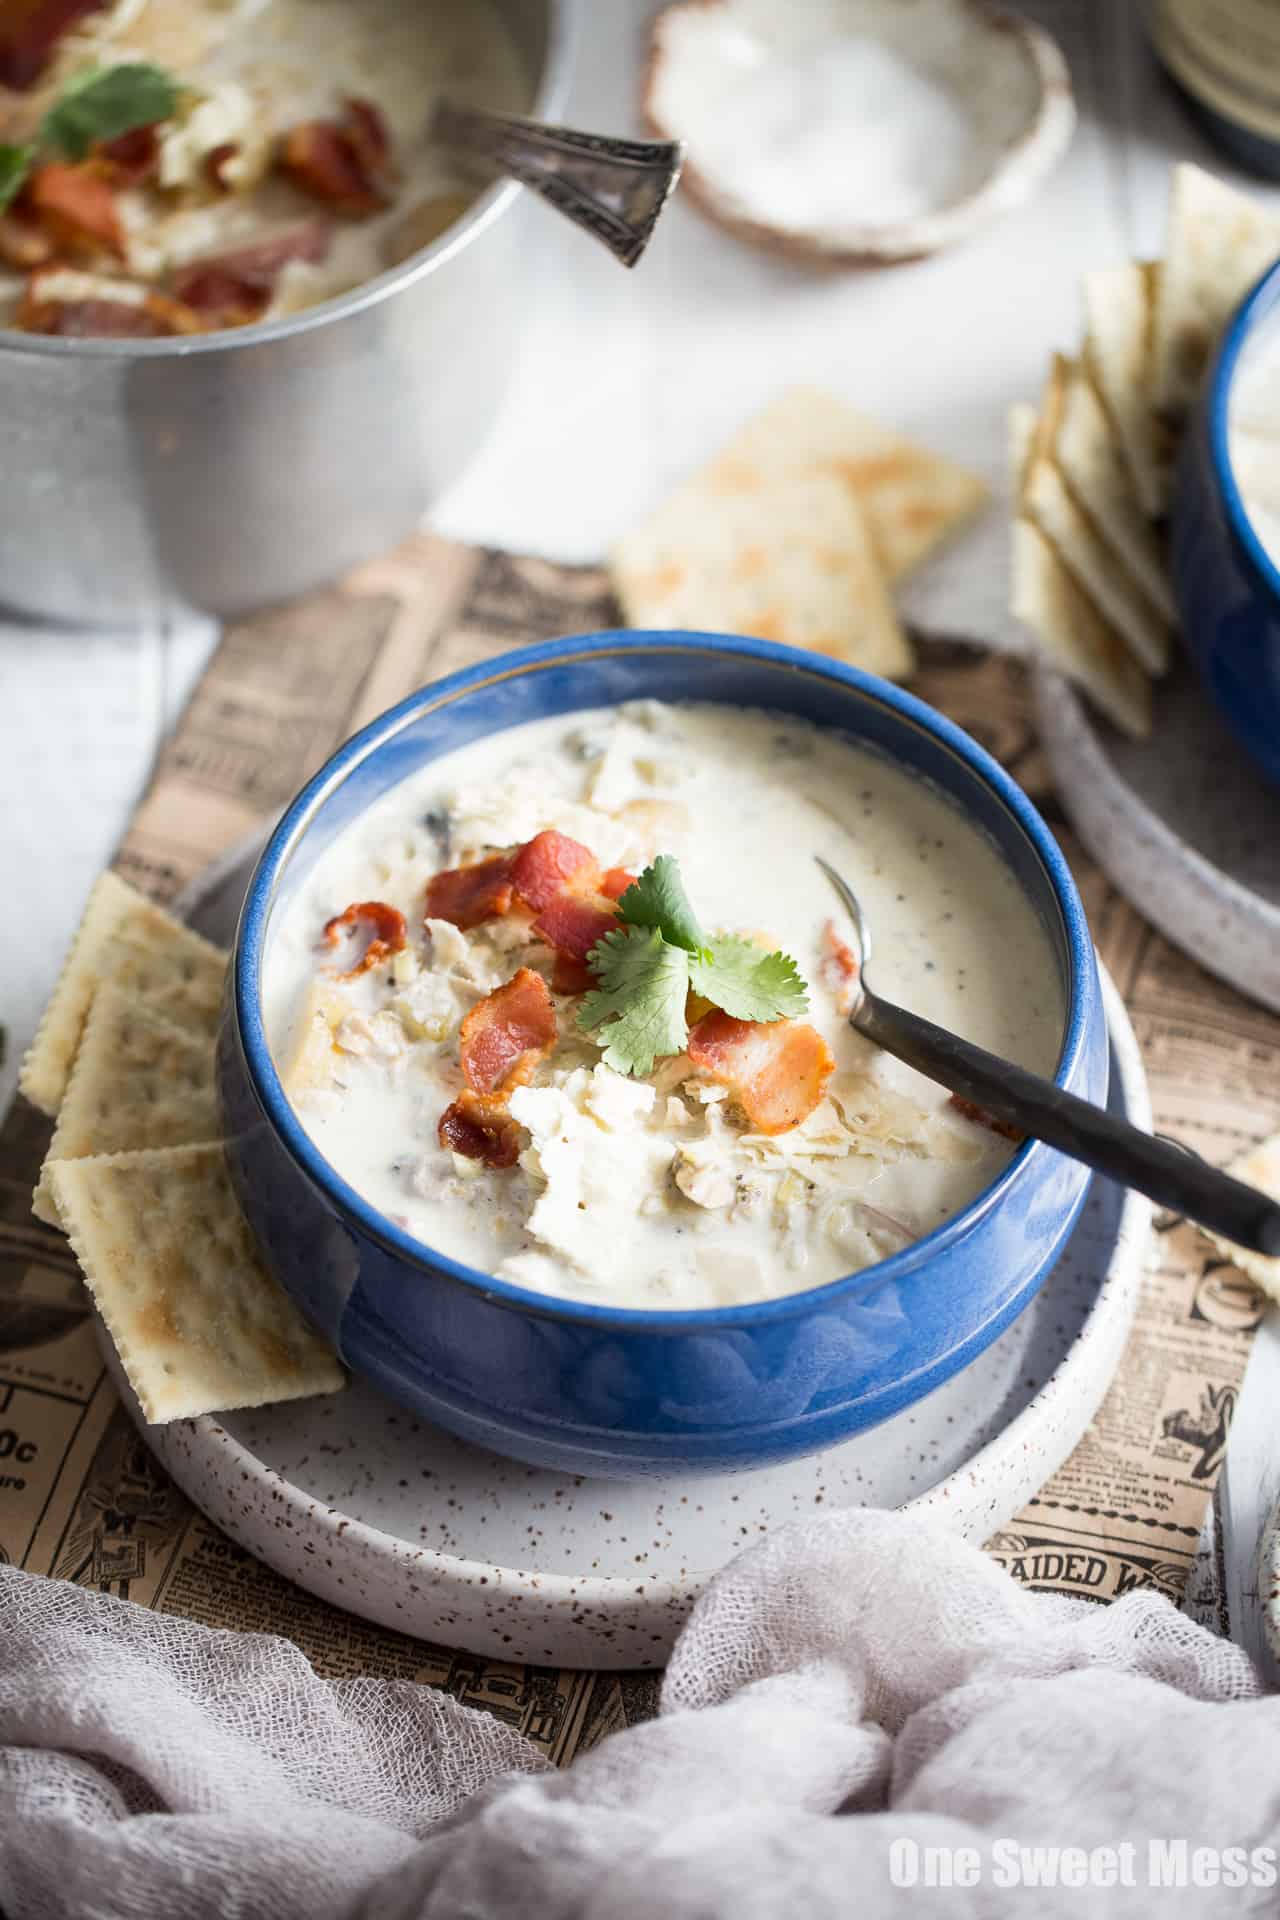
[690,936,810,1022]
[616,854,705,953]
[0,144,33,211]
[577,925,690,1076]
[42,63,179,161]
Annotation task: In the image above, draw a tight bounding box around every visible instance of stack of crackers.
[609,386,989,681]
[20,872,343,1424]
[1011,162,1280,739]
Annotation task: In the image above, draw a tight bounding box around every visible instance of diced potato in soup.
[264,703,1066,1312]
[0,0,530,336]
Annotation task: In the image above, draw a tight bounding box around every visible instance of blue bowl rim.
[231,629,1095,1333]
[1206,254,1280,610]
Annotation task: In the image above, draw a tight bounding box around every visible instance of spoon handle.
[854,991,1280,1257]
[429,103,683,268]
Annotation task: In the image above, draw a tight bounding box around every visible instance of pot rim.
[230,629,1099,1334]
[0,0,578,364]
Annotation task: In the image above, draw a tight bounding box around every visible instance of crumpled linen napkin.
[1,1509,1277,1919]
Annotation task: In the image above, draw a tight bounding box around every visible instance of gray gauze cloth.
[1,1509,1277,1919]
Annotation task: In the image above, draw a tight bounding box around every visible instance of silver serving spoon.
[430,101,683,268]
[818,858,1280,1256]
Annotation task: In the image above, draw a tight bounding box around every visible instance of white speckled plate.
[108,853,1150,1668]
[1261,1494,1280,1678]
[1034,665,1280,1014]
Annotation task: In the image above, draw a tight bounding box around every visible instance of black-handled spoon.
[818,858,1280,1258]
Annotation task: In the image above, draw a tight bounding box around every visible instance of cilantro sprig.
[0,63,179,211]
[577,855,809,1077]
[0,144,34,213]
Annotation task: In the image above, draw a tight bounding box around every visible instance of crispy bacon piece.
[170,265,269,326]
[0,0,107,89]
[23,162,123,258]
[440,969,556,1169]
[439,1091,522,1170]
[600,867,637,903]
[427,831,611,933]
[687,1012,835,1135]
[821,918,861,1017]
[342,97,391,177]
[97,124,161,187]
[510,830,598,911]
[171,219,332,324]
[551,952,593,995]
[0,211,53,270]
[279,98,393,217]
[322,900,408,979]
[949,1094,1024,1144]
[531,891,619,964]
[425,852,516,931]
[459,967,556,1098]
[15,282,201,336]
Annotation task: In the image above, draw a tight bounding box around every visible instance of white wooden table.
[2,0,1276,1653]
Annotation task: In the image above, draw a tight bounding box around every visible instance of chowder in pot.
[0,0,530,336]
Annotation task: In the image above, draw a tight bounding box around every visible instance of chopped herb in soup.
[0,0,529,337]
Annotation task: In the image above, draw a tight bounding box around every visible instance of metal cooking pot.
[0,0,575,628]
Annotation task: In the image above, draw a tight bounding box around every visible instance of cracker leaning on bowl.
[21,873,343,1423]
[1010,162,1280,738]
[611,387,989,680]
[1009,406,1151,741]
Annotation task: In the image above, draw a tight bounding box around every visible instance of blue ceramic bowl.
[1172,258,1280,786]
[217,631,1107,1478]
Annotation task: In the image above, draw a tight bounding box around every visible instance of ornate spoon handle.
[430,102,683,268]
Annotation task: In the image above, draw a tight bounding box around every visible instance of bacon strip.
[948,1094,1023,1144]
[510,830,597,911]
[15,283,201,336]
[425,852,516,930]
[441,969,557,1168]
[0,0,107,89]
[821,919,861,1017]
[279,98,393,216]
[23,162,123,258]
[171,219,332,324]
[0,211,53,270]
[551,953,594,996]
[97,124,161,187]
[322,900,408,979]
[438,1092,523,1170]
[459,967,556,1098]
[531,891,619,964]
[342,97,391,178]
[424,832,621,980]
[687,1012,834,1135]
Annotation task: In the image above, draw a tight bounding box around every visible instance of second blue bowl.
[217,631,1106,1477]
[1172,257,1280,786]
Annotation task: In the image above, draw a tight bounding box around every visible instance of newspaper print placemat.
[1,536,1275,1760]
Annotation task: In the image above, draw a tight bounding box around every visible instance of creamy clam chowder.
[264,703,1064,1311]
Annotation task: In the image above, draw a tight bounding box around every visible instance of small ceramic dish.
[643,0,1075,264]
[217,631,1107,1479]
[1172,258,1280,788]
